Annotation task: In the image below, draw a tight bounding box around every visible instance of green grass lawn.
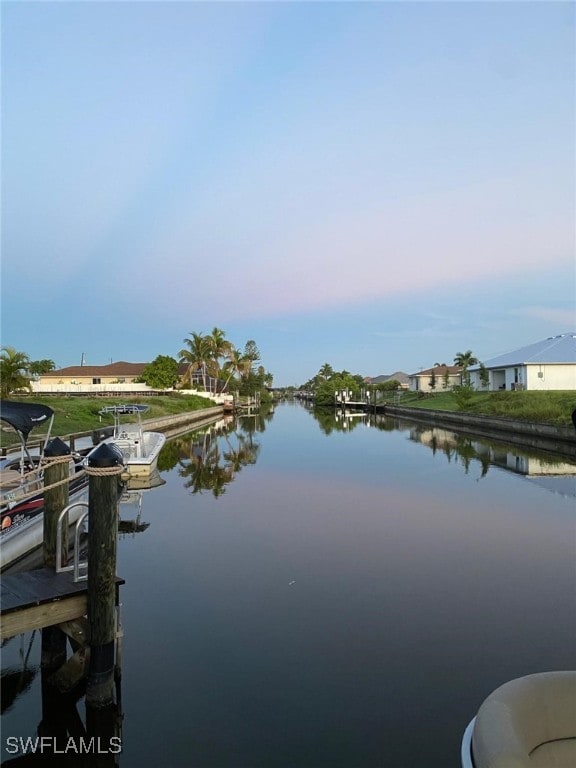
[391,390,576,425]
[1,394,217,448]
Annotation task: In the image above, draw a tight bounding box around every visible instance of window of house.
[92,378,101,384]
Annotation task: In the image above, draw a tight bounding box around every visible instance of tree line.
[0,347,57,398]
[144,328,273,396]
[0,328,273,399]
[299,350,483,406]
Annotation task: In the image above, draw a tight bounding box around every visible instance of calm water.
[2,402,575,767]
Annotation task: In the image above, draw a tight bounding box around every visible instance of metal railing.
[56,501,90,582]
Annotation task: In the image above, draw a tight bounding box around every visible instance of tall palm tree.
[207,327,233,388]
[179,332,212,390]
[0,346,31,398]
[318,363,334,380]
[453,350,479,385]
[222,348,251,392]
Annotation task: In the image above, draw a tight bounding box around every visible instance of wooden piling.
[43,441,72,569]
[85,443,124,708]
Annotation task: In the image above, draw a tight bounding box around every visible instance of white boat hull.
[461,672,576,768]
[86,430,166,478]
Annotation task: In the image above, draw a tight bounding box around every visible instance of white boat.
[461,671,576,768]
[85,405,166,478]
[1,400,89,572]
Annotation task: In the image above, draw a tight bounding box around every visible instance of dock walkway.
[1,567,124,640]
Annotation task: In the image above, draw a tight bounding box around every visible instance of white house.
[468,333,576,391]
[31,361,230,403]
[33,362,158,394]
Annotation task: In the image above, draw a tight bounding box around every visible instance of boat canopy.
[0,401,55,441]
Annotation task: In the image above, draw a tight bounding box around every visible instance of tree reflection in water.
[308,408,575,485]
[311,407,370,435]
[158,413,267,497]
[405,420,576,480]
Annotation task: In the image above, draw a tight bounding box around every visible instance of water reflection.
[117,471,166,537]
[157,413,269,497]
[313,407,370,434]
[1,633,38,716]
[403,421,576,489]
[118,494,150,537]
[3,403,574,768]
[308,407,576,494]
[1,629,122,767]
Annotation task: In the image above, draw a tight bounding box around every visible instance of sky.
[1,0,574,387]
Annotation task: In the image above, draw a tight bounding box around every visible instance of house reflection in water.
[408,425,576,496]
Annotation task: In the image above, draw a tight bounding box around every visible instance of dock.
[0,567,124,640]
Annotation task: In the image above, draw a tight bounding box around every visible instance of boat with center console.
[84,404,166,478]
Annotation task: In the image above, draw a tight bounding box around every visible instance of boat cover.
[0,401,55,441]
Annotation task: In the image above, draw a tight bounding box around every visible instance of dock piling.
[85,443,124,708]
[43,438,72,569]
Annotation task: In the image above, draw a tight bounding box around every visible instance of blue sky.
[2,1,574,387]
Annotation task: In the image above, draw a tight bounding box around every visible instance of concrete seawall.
[382,405,576,459]
[90,406,225,446]
[139,406,224,434]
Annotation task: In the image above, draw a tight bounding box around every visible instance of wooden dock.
[1,567,124,640]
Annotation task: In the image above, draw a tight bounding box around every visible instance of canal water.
[2,402,575,767]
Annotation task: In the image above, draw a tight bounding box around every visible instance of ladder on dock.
[1,500,124,640]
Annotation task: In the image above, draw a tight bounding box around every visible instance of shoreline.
[381,404,576,459]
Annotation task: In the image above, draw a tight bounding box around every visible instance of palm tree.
[179,332,212,390]
[206,327,233,389]
[0,346,32,398]
[318,363,334,380]
[453,350,479,385]
[222,348,252,392]
[29,359,56,376]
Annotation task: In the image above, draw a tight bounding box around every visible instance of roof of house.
[470,334,576,370]
[369,371,410,384]
[42,361,189,378]
[409,365,461,378]
[42,362,149,377]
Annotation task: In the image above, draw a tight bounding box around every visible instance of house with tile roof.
[32,360,232,398]
[468,333,576,391]
[408,365,462,393]
[33,361,188,394]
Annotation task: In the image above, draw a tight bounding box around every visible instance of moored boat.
[84,404,166,478]
[0,400,89,571]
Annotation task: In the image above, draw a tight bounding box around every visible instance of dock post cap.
[45,436,71,456]
[87,443,124,468]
